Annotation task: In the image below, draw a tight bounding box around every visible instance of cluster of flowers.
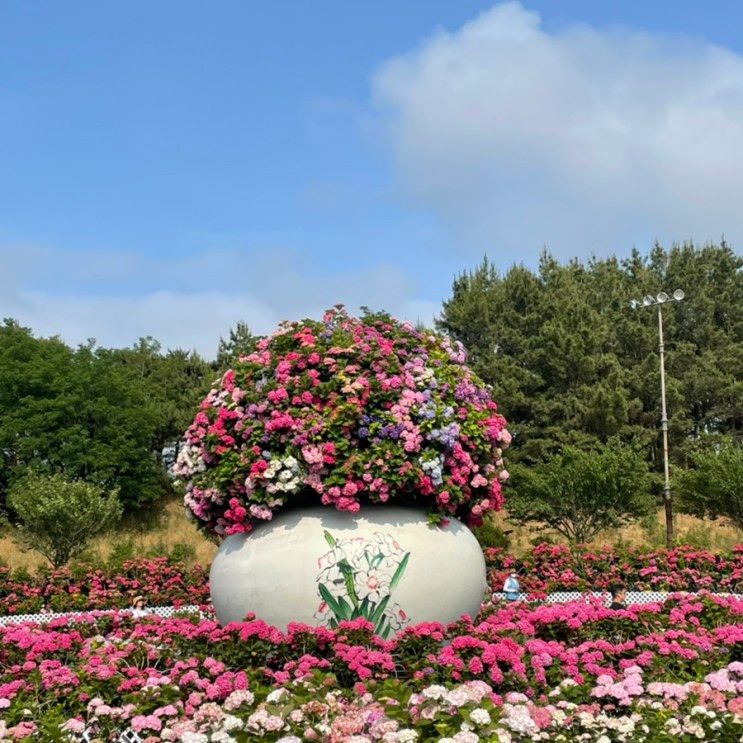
[3,541,742,616]
[1,595,741,740]
[7,666,738,742]
[486,542,743,595]
[174,307,510,537]
[0,558,210,616]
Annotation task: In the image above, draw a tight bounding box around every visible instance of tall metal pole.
[657,304,673,547]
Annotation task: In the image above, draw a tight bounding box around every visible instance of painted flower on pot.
[315,530,411,638]
[175,307,510,538]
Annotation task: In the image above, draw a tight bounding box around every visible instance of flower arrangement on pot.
[175,306,509,535]
[174,307,510,632]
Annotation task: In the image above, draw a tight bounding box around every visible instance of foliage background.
[0,242,741,560]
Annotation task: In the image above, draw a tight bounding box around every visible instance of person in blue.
[502,571,521,601]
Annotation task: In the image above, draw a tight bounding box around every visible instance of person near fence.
[608,584,627,610]
[503,572,521,602]
[130,595,148,618]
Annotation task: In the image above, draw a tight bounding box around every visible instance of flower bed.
[0,559,210,616]
[486,543,743,595]
[2,543,743,617]
[1,595,741,740]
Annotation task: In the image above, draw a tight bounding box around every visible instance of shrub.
[506,441,654,544]
[679,439,743,531]
[7,472,122,567]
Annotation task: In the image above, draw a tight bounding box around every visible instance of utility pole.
[629,290,684,548]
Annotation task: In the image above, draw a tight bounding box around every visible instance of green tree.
[216,322,258,369]
[8,472,122,567]
[678,440,743,530]
[439,243,742,467]
[438,243,743,542]
[0,322,211,510]
[506,442,655,544]
[110,337,213,466]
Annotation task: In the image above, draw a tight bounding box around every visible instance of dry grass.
[0,498,217,572]
[1,501,740,572]
[490,509,742,555]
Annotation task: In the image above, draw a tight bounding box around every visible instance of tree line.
[0,242,740,564]
[0,320,257,514]
[438,242,742,542]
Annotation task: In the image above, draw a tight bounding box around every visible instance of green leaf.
[323,530,337,547]
[375,615,391,639]
[335,595,353,620]
[318,583,345,620]
[389,552,410,591]
[337,558,359,606]
[369,594,390,626]
[359,597,371,618]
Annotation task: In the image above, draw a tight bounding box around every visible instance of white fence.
[3,592,740,628]
[492,590,741,605]
[0,604,203,627]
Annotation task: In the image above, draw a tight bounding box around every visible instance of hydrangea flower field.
[3,544,742,617]
[486,543,743,596]
[1,593,742,741]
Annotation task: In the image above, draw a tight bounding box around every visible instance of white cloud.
[1,245,433,357]
[372,2,743,258]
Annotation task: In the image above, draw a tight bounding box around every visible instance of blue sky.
[2,1,743,355]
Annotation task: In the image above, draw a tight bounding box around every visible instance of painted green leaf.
[359,597,371,618]
[335,595,353,620]
[337,558,359,606]
[318,584,344,620]
[375,615,391,639]
[369,594,390,626]
[389,552,410,591]
[323,530,337,547]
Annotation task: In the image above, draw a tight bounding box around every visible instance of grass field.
[0,498,740,571]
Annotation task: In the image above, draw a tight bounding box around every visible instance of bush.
[8,472,122,567]
[679,439,743,530]
[506,441,654,544]
[472,515,510,550]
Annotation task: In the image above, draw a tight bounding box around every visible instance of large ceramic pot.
[210,505,486,637]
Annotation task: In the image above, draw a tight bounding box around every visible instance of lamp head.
[642,295,655,306]
[673,289,685,301]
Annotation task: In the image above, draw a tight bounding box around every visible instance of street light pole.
[630,289,684,548]
[656,303,673,548]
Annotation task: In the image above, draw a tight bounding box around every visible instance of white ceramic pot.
[209,505,486,637]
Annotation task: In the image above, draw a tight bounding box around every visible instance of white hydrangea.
[422,685,448,701]
[181,734,209,743]
[266,688,289,703]
[452,732,479,743]
[221,715,243,732]
[445,688,471,707]
[470,708,492,726]
[210,733,237,743]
